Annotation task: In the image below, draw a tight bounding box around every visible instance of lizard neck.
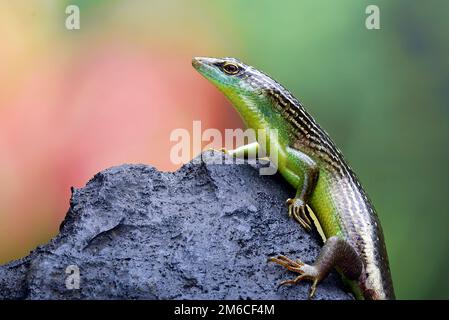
[224,89,292,146]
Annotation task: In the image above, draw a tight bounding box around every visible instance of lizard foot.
[286,198,312,232]
[269,255,320,299]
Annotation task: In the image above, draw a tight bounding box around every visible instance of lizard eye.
[221,62,240,75]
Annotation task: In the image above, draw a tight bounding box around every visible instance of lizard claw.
[269,255,320,299]
[286,198,312,232]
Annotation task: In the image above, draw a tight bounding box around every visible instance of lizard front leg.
[270,236,363,299]
[208,142,266,160]
[223,141,260,159]
[217,141,272,162]
[215,143,317,232]
[282,147,319,232]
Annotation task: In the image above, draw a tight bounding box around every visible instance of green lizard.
[192,56,395,300]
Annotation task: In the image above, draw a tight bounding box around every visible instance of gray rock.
[0,151,352,300]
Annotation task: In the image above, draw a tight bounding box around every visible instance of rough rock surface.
[0,152,352,300]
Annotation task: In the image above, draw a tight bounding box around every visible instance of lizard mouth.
[192,57,221,81]
[191,57,205,69]
[192,56,211,70]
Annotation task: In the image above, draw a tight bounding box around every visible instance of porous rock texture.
[0,152,352,300]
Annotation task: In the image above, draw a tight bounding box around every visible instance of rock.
[0,151,352,300]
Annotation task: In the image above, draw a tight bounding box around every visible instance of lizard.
[192,56,395,300]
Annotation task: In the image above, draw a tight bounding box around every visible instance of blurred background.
[0,0,448,299]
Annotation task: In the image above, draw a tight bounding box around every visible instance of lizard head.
[192,56,295,132]
[192,57,256,98]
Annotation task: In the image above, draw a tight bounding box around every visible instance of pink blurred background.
[0,2,242,263]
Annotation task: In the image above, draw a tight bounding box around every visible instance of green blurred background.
[1,0,448,299]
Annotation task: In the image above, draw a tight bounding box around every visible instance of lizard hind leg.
[269,236,363,299]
